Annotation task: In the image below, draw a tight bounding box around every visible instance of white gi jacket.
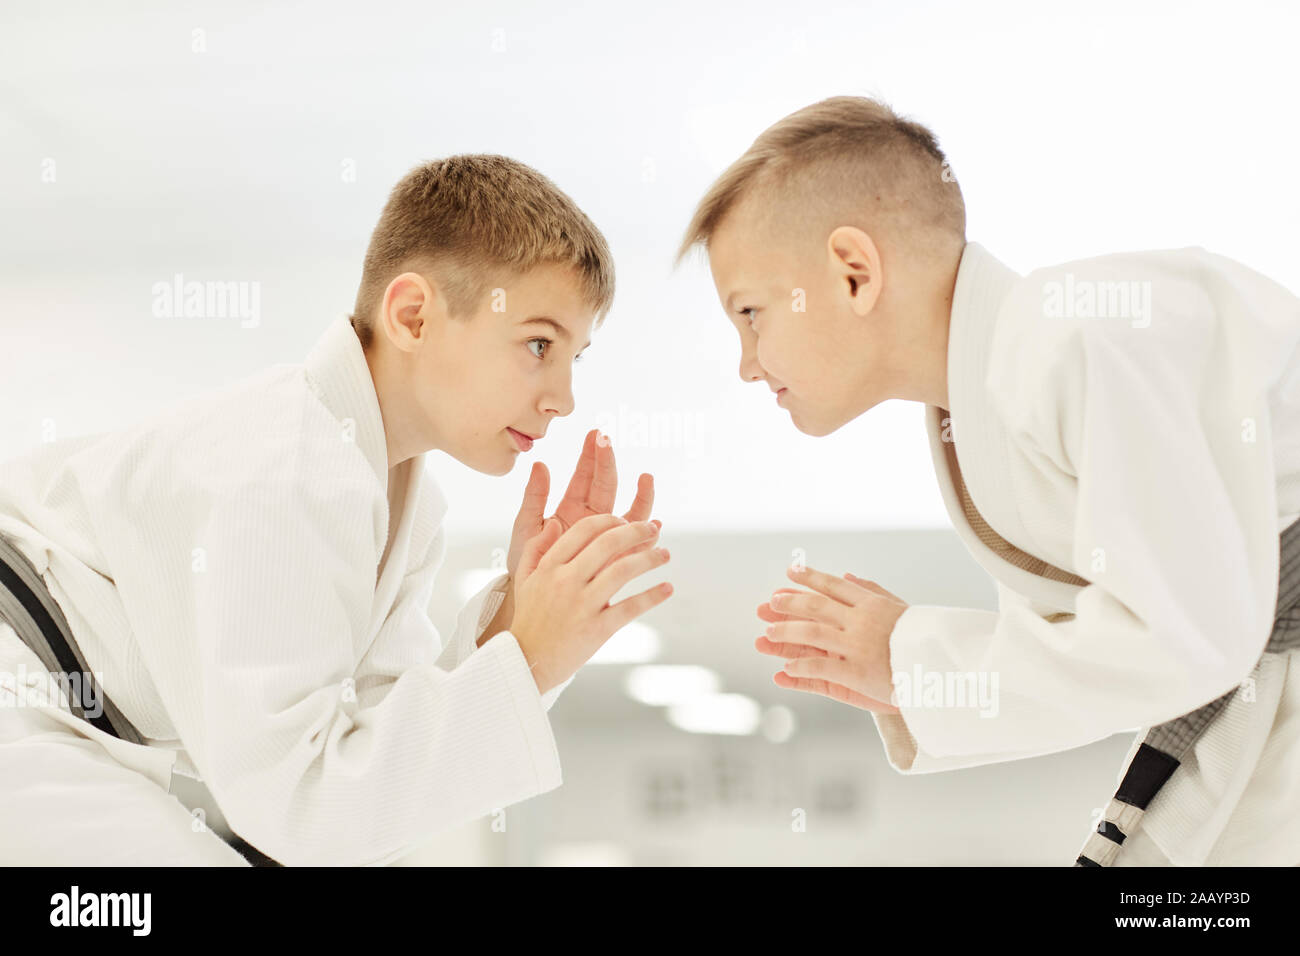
[872,242,1300,865]
[0,316,572,866]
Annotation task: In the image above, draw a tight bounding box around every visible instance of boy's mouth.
[776,388,789,404]
[507,428,535,451]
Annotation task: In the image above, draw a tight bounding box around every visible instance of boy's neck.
[927,255,959,412]
[361,337,424,472]
[887,247,960,412]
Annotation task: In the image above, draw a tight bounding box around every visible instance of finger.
[757,588,806,624]
[599,578,674,634]
[787,564,861,606]
[773,671,900,714]
[753,635,828,659]
[570,520,660,583]
[845,572,904,603]
[557,429,597,514]
[540,512,627,569]
[518,518,565,580]
[589,542,671,608]
[770,590,847,627]
[595,518,660,571]
[620,472,655,524]
[765,620,843,654]
[782,654,881,696]
[587,429,618,514]
[513,461,550,534]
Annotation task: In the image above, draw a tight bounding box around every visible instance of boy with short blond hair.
[348,153,615,352]
[0,154,671,866]
[678,95,1300,866]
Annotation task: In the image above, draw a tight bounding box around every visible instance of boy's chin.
[795,419,838,438]
[478,453,517,477]
[451,442,518,477]
[789,408,843,438]
[796,398,878,436]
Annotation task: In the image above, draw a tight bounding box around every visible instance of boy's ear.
[826,226,883,317]
[378,271,447,352]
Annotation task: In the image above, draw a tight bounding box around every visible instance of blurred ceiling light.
[588,621,662,664]
[667,692,761,735]
[624,665,719,706]
[760,705,797,743]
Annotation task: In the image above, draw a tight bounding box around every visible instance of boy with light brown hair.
[0,154,672,865]
[677,96,1300,865]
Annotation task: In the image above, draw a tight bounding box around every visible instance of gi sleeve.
[874,280,1278,774]
[176,477,565,866]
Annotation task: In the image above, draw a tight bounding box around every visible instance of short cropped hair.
[676,96,965,264]
[350,155,615,349]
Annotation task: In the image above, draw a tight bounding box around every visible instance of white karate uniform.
[871,243,1300,865]
[0,316,572,866]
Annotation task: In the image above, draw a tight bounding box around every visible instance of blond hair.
[676,96,965,264]
[350,155,615,349]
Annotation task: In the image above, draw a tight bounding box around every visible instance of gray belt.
[1075,514,1300,866]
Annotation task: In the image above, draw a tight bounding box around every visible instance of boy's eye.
[738,307,757,323]
[528,337,587,363]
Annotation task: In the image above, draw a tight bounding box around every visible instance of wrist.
[497,576,515,623]
[477,576,514,648]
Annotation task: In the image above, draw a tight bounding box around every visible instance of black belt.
[0,535,282,867]
[1075,514,1300,865]
[0,553,122,738]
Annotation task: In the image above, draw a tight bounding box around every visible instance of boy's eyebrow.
[522,316,591,350]
[724,291,752,311]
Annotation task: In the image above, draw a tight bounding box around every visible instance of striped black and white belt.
[1075,515,1300,866]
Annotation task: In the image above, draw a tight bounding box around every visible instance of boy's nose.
[739,355,765,384]
[541,386,575,418]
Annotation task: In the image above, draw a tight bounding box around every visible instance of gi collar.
[926,242,1091,607]
[303,316,391,487]
[302,315,450,543]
